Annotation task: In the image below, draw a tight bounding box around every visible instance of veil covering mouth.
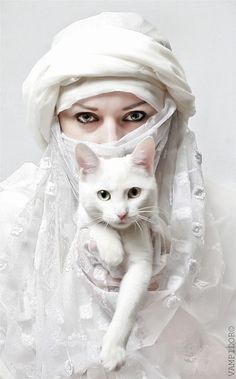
[0,11,232,379]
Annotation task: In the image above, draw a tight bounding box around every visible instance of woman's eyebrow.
[123,101,147,110]
[73,100,147,111]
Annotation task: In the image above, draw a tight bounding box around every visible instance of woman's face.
[58,91,157,143]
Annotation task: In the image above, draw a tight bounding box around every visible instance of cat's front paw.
[96,239,124,267]
[100,342,126,372]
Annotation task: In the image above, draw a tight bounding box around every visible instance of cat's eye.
[97,190,111,201]
[128,187,141,198]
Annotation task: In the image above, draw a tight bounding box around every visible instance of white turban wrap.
[22,11,195,147]
[55,76,166,114]
[0,11,231,379]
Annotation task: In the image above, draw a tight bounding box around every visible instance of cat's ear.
[75,143,100,175]
[131,137,155,174]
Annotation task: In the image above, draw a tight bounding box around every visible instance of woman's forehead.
[68,92,158,113]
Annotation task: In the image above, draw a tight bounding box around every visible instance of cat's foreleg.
[100,259,152,371]
[89,224,124,267]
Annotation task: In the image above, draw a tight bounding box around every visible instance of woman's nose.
[102,121,122,142]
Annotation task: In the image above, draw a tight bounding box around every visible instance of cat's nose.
[117,212,127,220]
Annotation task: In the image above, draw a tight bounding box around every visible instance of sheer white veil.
[0,11,230,379]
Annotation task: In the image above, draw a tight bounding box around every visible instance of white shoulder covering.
[0,163,39,250]
[0,359,15,379]
[204,175,236,287]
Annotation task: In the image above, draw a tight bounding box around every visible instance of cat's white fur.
[75,138,158,372]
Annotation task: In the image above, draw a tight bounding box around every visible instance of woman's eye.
[75,112,97,123]
[128,187,142,198]
[124,111,146,122]
[74,111,146,124]
[97,190,111,201]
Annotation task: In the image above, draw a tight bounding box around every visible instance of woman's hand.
[77,227,161,291]
[76,227,124,290]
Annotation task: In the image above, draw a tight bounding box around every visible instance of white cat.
[75,137,159,372]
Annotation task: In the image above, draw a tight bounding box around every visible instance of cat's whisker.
[140,204,169,213]
[85,217,104,227]
[86,219,102,226]
[90,213,104,219]
[138,210,156,214]
[139,206,157,211]
[104,221,109,231]
[140,220,147,235]
[138,215,151,221]
[135,220,142,234]
[136,219,145,235]
[138,208,156,211]
[138,216,155,226]
[139,205,157,208]
[135,221,140,232]
[140,206,169,218]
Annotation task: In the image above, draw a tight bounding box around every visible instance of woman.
[0,11,235,379]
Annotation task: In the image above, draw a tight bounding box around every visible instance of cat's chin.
[109,221,132,230]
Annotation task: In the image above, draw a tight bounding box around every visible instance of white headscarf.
[22,11,195,148]
[56,76,166,114]
[0,11,228,379]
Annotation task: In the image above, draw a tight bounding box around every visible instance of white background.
[0,0,236,188]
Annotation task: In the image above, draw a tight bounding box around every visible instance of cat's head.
[75,138,157,230]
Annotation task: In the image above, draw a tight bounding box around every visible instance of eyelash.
[74,111,147,124]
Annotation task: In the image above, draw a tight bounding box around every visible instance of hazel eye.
[97,190,111,201]
[128,187,141,198]
[75,112,97,124]
[124,111,146,122]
